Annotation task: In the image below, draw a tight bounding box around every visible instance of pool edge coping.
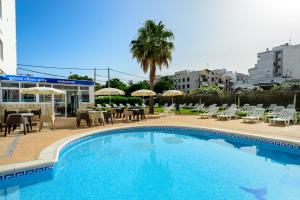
[1,124,300,176]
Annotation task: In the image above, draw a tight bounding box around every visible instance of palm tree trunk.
[149,64,156,114]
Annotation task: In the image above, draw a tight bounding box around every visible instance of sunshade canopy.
[20,87,65,95]
[131,89,156,97]
[162,90,184,97]
[95,87,125,96]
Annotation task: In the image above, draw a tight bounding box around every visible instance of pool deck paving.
[0,114,299,166]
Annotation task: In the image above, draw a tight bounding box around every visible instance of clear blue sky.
[16,0,300,83]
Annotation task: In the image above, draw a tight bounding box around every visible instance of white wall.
[0,0,17,75]
[283,45,300,79]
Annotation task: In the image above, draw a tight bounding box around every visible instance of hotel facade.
[0,0,17,75]
[0,1,95,117]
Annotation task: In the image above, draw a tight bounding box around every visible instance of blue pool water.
[1,127,300,199]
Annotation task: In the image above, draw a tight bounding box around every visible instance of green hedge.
[95,96,143,105]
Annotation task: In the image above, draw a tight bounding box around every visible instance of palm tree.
[130,20,175,113]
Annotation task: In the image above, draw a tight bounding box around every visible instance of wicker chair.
[76,112,90,128]
[5,114,30,136]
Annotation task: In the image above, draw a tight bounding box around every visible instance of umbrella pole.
[109,95,111,107]
[294,93,297,106]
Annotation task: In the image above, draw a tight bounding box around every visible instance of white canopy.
[20,87,65,95]
[95,88,125,96]
[162,90,184,97]
[131,89,156,97]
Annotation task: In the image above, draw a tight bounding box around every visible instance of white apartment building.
[170,69,234,94]
[0,0,17,75]
[248,43,300,85]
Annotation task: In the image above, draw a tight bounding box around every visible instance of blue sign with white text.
[0,75,95,86]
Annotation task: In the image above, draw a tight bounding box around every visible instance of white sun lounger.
[217,108,237,120]
[199,107,219,119]
[243,108,265,123]
[269,109,296,126]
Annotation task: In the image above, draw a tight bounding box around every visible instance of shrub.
[95,96,143,106]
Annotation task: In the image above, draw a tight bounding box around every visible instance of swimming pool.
[1,126,300,199]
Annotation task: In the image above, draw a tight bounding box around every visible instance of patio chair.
[127,103,132,108]
[256,104,263,108]
[104,104,111,109]
[187,103,193,109]
[241,104,250,110]
[119,103,125,108]
[97,104,103,109]
[163,104,175,114]
[30,109,42,132]
[246,106,256,113]
[113,103,119,108]
[163,103,169,107]
[5,114,30,136]
[217,108,237,120]
[76,112,90,128]
[138,109,146,121]
[154,103,159,108]
[104,111,113,125]
[89,111,105,126]
[265,106,284,122]
[229,104,237,109]
[199,107,220,119]
[287,104,295,109]
[192,103,199,109]
[179,103,186,108]
[123,109,134,121]
[243,108,265,123]
[220,104,228,109]
[191,104,204,112]
[142,103,148,108]
[135,103,141,107]
[269,109,296,126]
[266,104,277,111]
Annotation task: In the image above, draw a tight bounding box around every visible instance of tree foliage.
[126,80,149,95]
[104,78,127,91]
[154,77,174,93]
[68,74,93,81]
[193,85,223,96]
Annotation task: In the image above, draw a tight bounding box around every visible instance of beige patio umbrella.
[162,90,184,104]
[131,89,156,108]
[95,87,125,105]
[20,87,65,95]
[20,86,65,114]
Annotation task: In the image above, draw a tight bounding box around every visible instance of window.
[178,79,181,83]
[39,94,52,102]
[2,89,19,102]
[187,84,190,88]
[0,39,3,61]
[21,94,36,102]
[182,78,185,82]
[177,85,180,89]
[1,82,19,88]
[182,85,185,89]
[187,77,190,82]
[21,83,36,88]
[80,91,90,102]
[80,86,89,90]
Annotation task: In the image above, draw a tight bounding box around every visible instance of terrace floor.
[0,114,299,166]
